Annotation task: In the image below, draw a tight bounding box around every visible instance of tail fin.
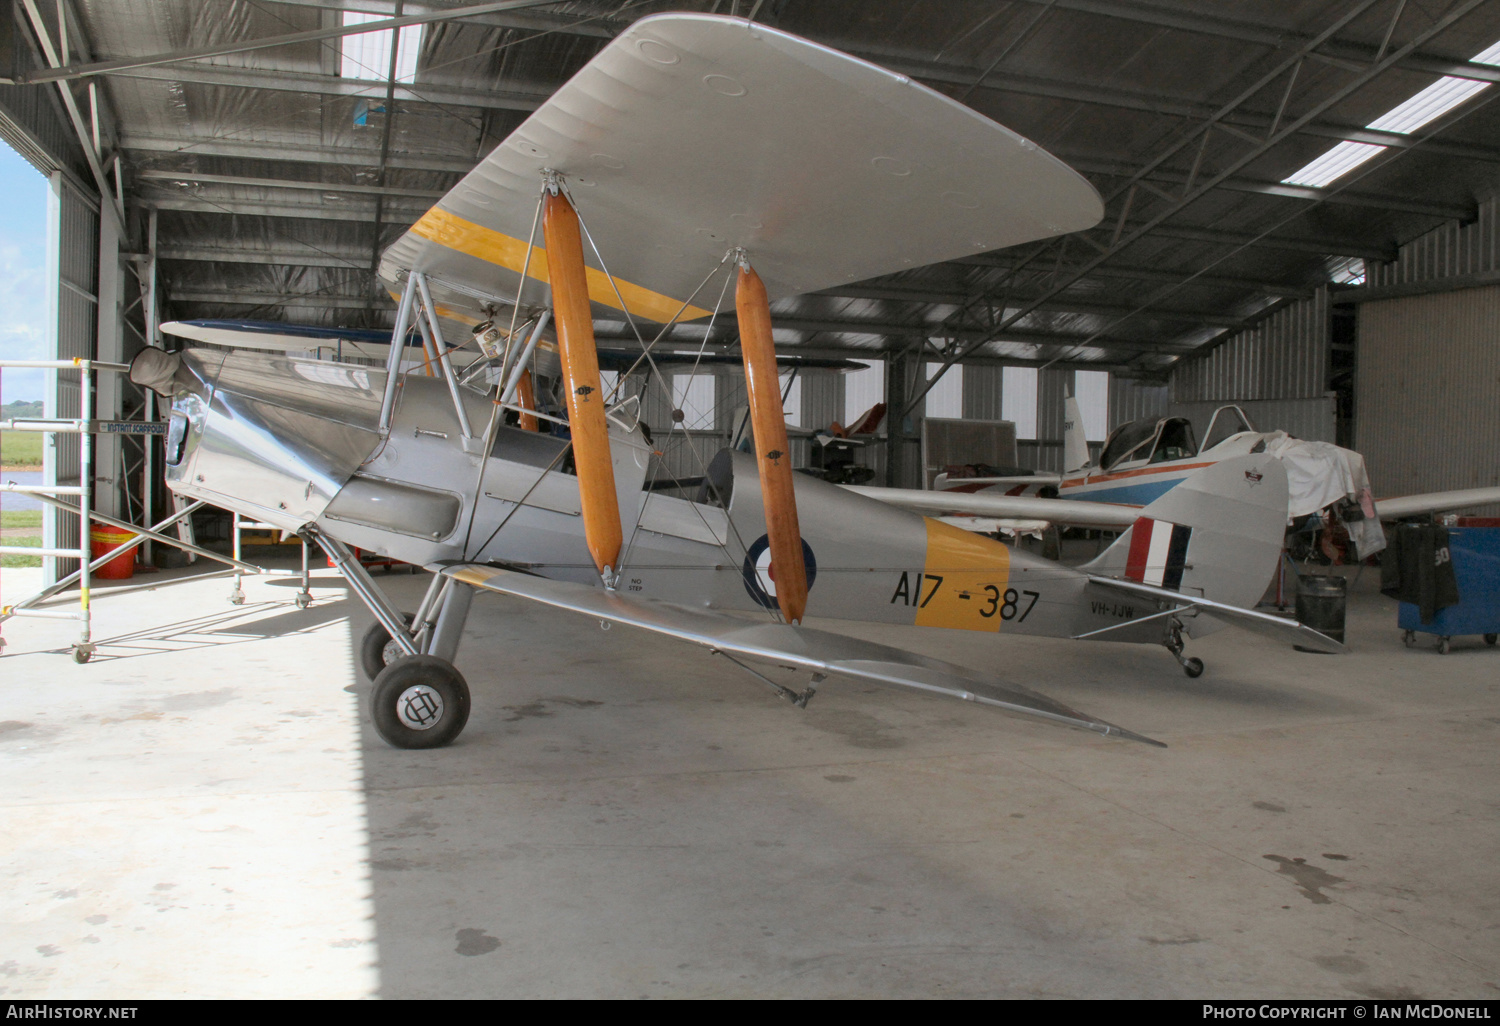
[1062,394,1090,474]
[1084,455,1287,610]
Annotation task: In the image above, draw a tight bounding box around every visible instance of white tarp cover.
[1264,431,1386,557]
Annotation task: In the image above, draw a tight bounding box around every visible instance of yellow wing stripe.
[411,208,713,324]
[914,518,1012,632]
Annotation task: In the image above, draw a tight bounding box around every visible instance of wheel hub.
[396,684,444,730]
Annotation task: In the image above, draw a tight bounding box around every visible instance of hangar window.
[341,11,423,84]
[779,371,802,427]
[924,363,963,419]
[1283,36,1500,187]
[1002,366,1037,440]
[673,373,715,430]
[1073,370,1110,441]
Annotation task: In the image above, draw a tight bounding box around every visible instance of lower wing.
[442,563,1163,746]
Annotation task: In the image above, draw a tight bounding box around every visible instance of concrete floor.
[1,554,1497,998]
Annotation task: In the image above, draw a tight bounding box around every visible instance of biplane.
[130,13,1343,751]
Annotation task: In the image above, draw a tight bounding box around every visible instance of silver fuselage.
[165,349,1185,645]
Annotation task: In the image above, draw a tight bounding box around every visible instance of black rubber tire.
[360,613,414,681]
[1183,657,1204,678]
[370,655,471,749]
[1485,634,1497,647]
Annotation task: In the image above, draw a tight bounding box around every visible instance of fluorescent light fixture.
[1282,36,1500,188]
[340,11,422,84]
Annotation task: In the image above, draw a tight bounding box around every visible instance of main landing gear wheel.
[1182,657,1204,678]
[1485,634,1497,647]
[360,613,414,680]
[371,656,470,749]
[1438,636,1451,655]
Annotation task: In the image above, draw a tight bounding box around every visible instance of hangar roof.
[15,0,1500,377]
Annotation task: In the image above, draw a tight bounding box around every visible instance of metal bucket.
[1296,574,1346,644]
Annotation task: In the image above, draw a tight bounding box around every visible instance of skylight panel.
[340,11,422,84]
[1284,141,1386,187]
[1327,256,1367,285]
[1282,35,1500,188]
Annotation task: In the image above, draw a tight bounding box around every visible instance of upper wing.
[1376,486,1500,519]
[379,13,1103,324]
[843,484,1141,529]
[442,564,1162,746]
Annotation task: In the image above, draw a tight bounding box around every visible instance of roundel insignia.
[741,534,817,610]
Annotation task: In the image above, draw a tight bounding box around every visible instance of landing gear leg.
[1164,618,1204,678]
[314,531,477,748]
[294,534,313,609]
[229,513,246,605]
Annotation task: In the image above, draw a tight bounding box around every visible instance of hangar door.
[1356,285,1500,513]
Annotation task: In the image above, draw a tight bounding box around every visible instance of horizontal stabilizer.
[442,564,1162,746]
[844,484,1139,528]
[1086,574,1345,654]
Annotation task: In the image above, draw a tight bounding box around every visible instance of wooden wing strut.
[736,259,808,624]
[543,186,622,584]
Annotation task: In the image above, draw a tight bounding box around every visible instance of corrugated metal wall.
[1356,285,1500,512]
[1170,288,1330,402]
[1109,378,1169,429]
[1367,196,1500,286]
[1349,198,1500,513]
[42,173,100,583]
[961,365,1003,420]
[0,21,91,182]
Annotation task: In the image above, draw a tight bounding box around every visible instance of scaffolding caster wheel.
[371,656,470,749]
[229,588,245,606]
[294,592,312,610]
[1182,657,1204,678]
[1402,629,1416,648]
[71,644,94,664]
[1438,636,1451,655]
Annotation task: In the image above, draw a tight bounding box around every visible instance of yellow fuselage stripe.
[915,518,1012,632]
[410,208,713,324]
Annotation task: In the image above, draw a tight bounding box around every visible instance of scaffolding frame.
[0,357,293,661]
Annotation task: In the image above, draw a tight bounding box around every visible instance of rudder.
[1083,455,1287,611]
